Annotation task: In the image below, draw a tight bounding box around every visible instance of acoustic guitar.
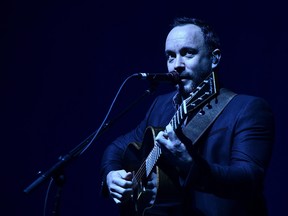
[120,72,218,216]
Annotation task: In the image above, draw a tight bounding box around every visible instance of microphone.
[134,71,183,83]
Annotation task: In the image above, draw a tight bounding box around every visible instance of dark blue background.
[1,1,287,215]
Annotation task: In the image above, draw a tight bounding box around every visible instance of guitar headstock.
[170,72,218,130]
[185,71,218,113]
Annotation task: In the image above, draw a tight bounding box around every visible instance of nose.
[174,55,185,73]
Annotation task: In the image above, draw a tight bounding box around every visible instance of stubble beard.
[177,81,195,99]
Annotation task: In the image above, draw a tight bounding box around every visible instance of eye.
[165,51,175,63]
[181,48,198,57]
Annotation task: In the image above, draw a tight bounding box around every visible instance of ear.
[211,49,221,69]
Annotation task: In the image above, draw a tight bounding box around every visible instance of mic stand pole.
[23,84,156,214]
[51,173,64,216]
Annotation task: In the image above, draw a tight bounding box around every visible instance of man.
[100,17,274,216]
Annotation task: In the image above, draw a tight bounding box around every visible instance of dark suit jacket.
[100,88,275,216]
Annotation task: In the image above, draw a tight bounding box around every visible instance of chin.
[177,82,194,98]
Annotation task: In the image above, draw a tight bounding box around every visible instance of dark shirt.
[100,88,275,216]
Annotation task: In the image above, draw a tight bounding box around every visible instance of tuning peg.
[199,109,205,115]
[206,103,212,109]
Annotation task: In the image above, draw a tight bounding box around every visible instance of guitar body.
[120,126,181,216]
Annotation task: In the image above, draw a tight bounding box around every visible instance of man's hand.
[156,124,193,173]
[106,170,133,204]
[106,170,158,206]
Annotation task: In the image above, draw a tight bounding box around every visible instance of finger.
[110,185,133,202]
[110,191,128,204]
[113,197,121,204]
[113,177,133,189]
[166,127,177,141]
[165,124,173,133]
[110,185,132,197]
[118,170,133,180]
[112,170,133,187]
[156,131,169,144]
[124,171,133,180]
[155,131,165,139]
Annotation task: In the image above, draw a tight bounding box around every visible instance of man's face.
[165,24,213,97]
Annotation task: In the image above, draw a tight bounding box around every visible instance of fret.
[145,145,161,177]
[177,113,181,128]
[171,117,175,130]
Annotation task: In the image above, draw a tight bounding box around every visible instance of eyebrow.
[165,50,174,55]
[165,47,198,55]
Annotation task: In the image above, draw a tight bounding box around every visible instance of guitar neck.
[133,144,161,185]
[132,72,218,185]
[133,104,188,185]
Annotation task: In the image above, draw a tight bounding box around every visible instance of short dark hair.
[171,17,220,54]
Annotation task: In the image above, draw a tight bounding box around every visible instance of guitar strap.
[176,88,237,152]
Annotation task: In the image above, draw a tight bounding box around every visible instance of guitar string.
[132,75,213,184]
[133,145,161,183]
[133,105,185,183]
[133,94,193,182]
[133,97,206,183]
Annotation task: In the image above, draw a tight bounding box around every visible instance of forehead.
[165,24,205,50]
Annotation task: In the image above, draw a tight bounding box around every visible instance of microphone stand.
[23,80,158,215]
